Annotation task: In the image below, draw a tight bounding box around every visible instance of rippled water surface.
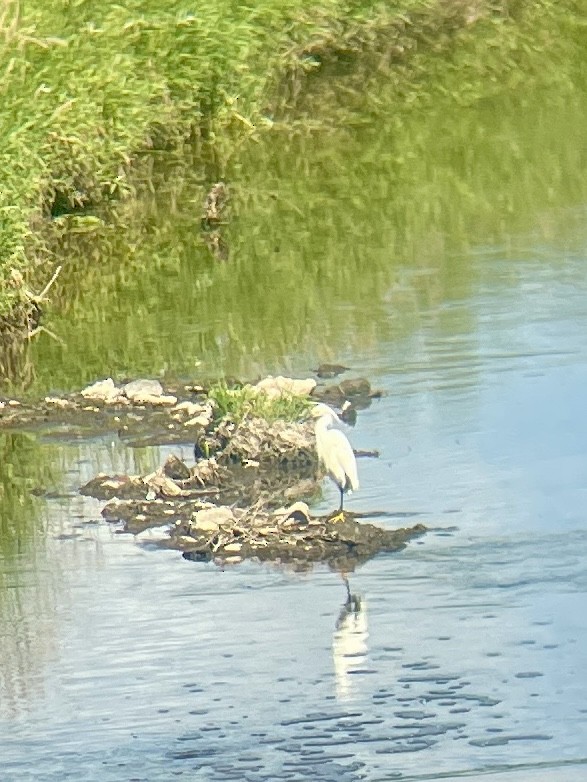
[2,78,587,780]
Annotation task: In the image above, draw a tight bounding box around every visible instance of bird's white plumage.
[311,404,359,512]
[315,422,359,492]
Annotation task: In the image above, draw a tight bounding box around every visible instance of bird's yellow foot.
[329,511,345,523]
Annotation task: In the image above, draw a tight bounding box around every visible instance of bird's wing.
[324,429,359,492]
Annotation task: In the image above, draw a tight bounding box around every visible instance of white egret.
[310,403,359,520]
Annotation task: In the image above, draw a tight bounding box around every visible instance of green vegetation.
[208,382,312,423]
[19,49,587,394]
[0,432,54,560]
[0,0,583,337]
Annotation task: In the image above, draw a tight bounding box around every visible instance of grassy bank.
[0,0,583,338]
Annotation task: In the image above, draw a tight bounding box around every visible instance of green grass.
[208,381,312,423]
[0,0,584,333]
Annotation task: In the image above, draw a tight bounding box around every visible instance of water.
[1,76,587,779]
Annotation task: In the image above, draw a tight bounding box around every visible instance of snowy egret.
[310,403,359,520]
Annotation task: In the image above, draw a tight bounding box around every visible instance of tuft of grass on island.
[1,0,584,340]
[0,373,424,569]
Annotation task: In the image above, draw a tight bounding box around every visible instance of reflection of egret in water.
[332,577,369,701]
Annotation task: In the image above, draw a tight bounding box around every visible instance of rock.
[123,378,163,400]
[339,378,371,397]
[254,375,316,400]
[79,473,144,500]
[185,411,213,427]
[192,506,235,533]
[44,397,70,408]
[314,377,374,409]
[223,542,242,552]
[219,417,315,465]
[162,455,191,481]
[184,384,205,394]
[191,457,224,485]
[176,535,200,548]
[274,501,312,524]
[144,468,188,498]
[80,378,122,403]
[314,363,349,379]
[174,401,206,417]
[130,392,177,406]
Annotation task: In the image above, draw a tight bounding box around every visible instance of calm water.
[1,77,587,780]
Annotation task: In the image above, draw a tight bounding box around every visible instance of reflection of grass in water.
[0,433,55,560]
[7,0,571,319]
[27,64,587,391]
[0,433,61,717]
[209,381,311,423]
[0,433,165,716]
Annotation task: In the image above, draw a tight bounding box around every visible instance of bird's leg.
[329,487,345,523]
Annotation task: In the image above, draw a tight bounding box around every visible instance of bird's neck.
[315,414,335,435]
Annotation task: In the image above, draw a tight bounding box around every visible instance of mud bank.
[83,455,425,572]
[0,373,377,448]
[2,373,425,569]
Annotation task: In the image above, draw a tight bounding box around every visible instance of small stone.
[44,397,69,408]
[177,536,198,547]
[193,518,220,533]
[144,469,186,498]
[174,401,205,417]
[102,478,129,490]
[254,375,316,400]
[163,455,191,481]
[339,377,371,397]
[158,394,178,406]
[123,378,163,401]
[185,413,212,427]
[274,501,312,524]
[314,385,345,405]
[81,473,146,500]
[8,399,21,407]
[192,506,234,533]
[129,392,177,406]
[223,542,242,553]
[315,363,349,379]
[223,556,242,564]
[80,378,121,403]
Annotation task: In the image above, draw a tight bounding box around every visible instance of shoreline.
[0,0,581,342]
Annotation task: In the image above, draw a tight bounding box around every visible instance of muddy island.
[1,373,426,570]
